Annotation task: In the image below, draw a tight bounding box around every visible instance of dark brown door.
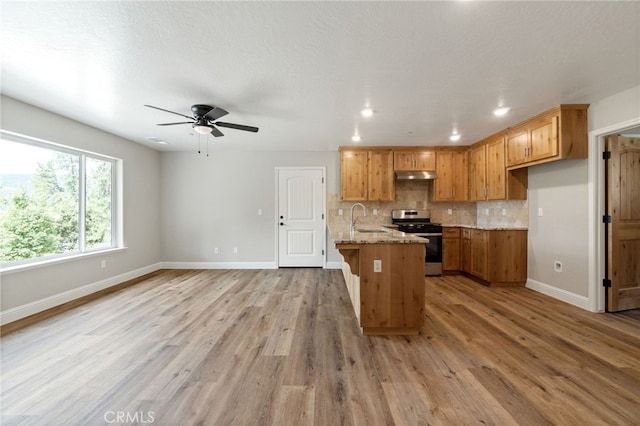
[605,135,640,312]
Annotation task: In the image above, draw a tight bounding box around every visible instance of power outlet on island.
[373,259,382,273]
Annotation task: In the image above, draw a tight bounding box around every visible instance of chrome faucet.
[350,203,368,233]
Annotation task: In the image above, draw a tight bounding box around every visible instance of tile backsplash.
[327,181,528,228]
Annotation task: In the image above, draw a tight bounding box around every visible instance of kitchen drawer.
[461,228,471,239]
[443,227,460,238]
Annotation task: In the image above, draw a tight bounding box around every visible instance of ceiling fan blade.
[215,121,259,133]
[209,125,224,137]
[204,107,229,121]
[144,104,194,120]
[157,121,194,126]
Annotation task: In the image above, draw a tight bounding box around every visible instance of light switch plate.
[538,207,544,217]
[373,259,382,273]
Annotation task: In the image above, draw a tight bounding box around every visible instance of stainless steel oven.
[391,209,443,276]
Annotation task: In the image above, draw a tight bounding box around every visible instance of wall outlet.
[373,208,378,216]
[258,209,262,216]
[485,208,490,216]
[554,261,563,272]
[233,247,238,254]
[101,260,106,269]
[502,208,507,216]
[538,207,544,217]
[338,209,343,216]
[373,259,382,273]
[214,247,219,254]
[447,208,453,216]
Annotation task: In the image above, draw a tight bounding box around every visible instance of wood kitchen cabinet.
[469,135,527,201]
[434,149,468,201]
[461,228,527,286]
[506,104,589,169]
[442,227,461,273]
[394,150,436,171]
[340,148,394,201]
[461,228,471,273]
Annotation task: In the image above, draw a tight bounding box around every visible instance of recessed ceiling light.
[493,107,510,116]
[361,108,373,117]
[352,134,361,142]
[146,136,168,145]
[449,133,461,142]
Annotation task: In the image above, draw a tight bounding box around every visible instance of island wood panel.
[358,243,425,334]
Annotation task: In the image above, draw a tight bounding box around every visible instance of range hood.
[395,170,438,180]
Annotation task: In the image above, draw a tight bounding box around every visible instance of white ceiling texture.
[2,1,639,152]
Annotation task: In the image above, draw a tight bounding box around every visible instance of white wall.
[0,96,162,320]
[527,84,640,309]
[160,150,341,266]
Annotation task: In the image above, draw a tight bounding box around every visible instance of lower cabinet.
[457,228,527,286]
[442,227,461,272]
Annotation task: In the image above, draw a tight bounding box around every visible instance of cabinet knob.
[280,222,285,226]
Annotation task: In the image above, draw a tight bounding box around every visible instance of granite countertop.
[443,224,529,231]
[328,224,428,244]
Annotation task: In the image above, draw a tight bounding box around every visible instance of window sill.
[0,247,128,276]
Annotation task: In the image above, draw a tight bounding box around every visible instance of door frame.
[274,166,327,268]
[588,117,640,312]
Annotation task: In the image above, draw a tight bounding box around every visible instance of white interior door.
[277,168,325,267]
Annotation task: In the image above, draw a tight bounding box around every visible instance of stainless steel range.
[391,209,443,276]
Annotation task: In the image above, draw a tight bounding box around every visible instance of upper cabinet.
[469,135,528,201]
[340,148,394,201]
[506,104,589,169]
[434,149,468,201]
[393,150,435,171]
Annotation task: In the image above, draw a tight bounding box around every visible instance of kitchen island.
[329,224,427,336]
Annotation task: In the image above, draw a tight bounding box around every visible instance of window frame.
[0,129,123,271]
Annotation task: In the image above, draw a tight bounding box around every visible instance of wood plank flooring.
[2,269,640,425]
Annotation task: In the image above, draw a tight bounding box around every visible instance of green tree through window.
[0,133,116,265]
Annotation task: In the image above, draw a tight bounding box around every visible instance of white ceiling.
[2,1,639,152]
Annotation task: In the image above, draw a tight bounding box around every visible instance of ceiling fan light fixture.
[194,125,212,135]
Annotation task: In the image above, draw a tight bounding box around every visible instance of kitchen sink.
[356,227,391,233]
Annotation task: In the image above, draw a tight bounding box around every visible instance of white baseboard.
[324,261,342,269]
[161,261,278,270]
[0,262,163,326]
[526,278,594,312]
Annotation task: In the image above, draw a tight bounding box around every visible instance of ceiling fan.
[144,104,259,137]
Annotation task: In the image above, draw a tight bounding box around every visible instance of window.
[0,130,120,267]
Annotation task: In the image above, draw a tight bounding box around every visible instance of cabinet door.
[393,152,415,171]
[434,151,455,201]
[529,114,559,162]
[461,235,471,273]
[506,129,529,167]
[341,150,368,201]
[486,137,506,200]
[414,151,436,170]
[469,145,487,201]
[470,229,488,280]
[368,150,395,201]
[435,151,468,201]
[452,150,469,201]
[442,238,460,271]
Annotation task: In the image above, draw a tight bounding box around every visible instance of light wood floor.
[2,269,640,425]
